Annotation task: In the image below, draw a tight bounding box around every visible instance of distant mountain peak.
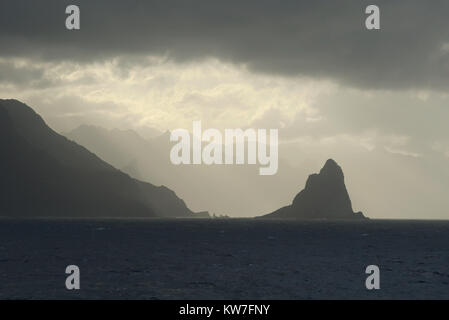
[321,158,340,171]
[262,159,366,220]
[317,158,344,180]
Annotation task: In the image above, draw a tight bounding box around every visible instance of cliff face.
[263,159,366,220]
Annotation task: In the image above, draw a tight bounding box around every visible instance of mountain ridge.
[0,99,193,218]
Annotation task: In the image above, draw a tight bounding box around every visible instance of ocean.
[0,218,448,299]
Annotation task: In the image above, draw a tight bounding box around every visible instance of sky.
[1,0,449,218]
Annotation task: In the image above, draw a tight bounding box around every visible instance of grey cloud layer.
[0,61,52,88]
[1,0,449,90]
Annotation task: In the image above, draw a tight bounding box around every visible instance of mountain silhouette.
[0,99,193,218]
[262,159,366,219]
[65,124,304,217]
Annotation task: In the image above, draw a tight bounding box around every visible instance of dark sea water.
[0,218,448,299]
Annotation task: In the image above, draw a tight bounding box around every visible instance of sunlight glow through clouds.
[1,54,449,219]
[0,56,333,133]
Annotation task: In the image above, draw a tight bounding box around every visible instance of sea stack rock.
[263,159,366,220]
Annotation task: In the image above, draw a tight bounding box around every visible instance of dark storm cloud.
[1,0,449,90]
[0,61,54,89]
